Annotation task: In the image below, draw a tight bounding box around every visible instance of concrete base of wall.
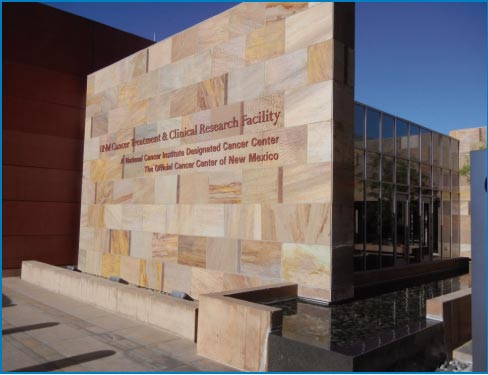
[20,261,198,341]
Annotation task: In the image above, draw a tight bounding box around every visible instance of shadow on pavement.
[11,350,117,372]
[3,322,60,335]
[3,294,16,308]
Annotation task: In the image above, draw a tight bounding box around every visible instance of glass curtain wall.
[353,102,460,272]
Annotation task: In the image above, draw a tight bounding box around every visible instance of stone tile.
[162,262,192,295]
[83,137,100,161]
[110,230,130,256]
[281,243,331,289]
[179,173,209,204]
[94,228,110,253]
[152,234,178,263]
[148,38,172,71]
[90,158,123,181]
[282,162,331,203]
[242,167,279,203]
[139,259,163,290]
[243,93,284,133]
[206,238,240,273]
[101,253,121,278]
[129,231,152,259]
[227,62,265,104]
[197,74,227,111]
[211,35,246,77]
[308,39,333,83]
[79,227,95,251]
[225,204,262,240]
[171,27,198,62]
[208,170,242,204]
[307,121,332,163]
[95,181,113,204]
[192,205,225,237]
[104,204,122,229]
[119,256,142,285]
[121,205,143,231]
[265,48,307,93]
[85,250,103,275]
[146,92,171,123]
[246,20,285,64]
[265,2,308,22]
[190,268,224,298]
[88,204,104,227]
[92,113,109,138]
[240,240,282,278]
[228,3,266,38]
[120,50,147,83]
[197,12,230,51]
[136,69,159,101]
[142,205,166,233]
[170,84,198,118]
[285,3,333,53]
[178,235,207,268]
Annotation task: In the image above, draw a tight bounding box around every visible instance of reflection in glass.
[410,162,420,186]
[421,129,431,163]
[381,184,394,267]
[382,155,394,183]
[452,172,459,193]
[396,159,409,185]
[421,164,432,188]
[410,125,420,161]
[354,104,365,149]
[421,195,432,261]
[433,191,441,260]
[433,167,442,189]
[441,136,450,169]
[365,182,380,269]
[451,193,460,257]
[396,194,409,265]
[433,133,441,166]
[410,188,421,263]
[396,120,409,159]
[382,114,395,155]
[354,149,364,180]
[442,169,451,191]
[366,109,380,151]
[354,179,365,271]
[442,191,451,258]
[366,151,380,181]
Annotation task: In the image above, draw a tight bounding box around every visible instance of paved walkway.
[2,277,235,372]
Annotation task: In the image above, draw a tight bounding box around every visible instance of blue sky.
[46,2,487,135]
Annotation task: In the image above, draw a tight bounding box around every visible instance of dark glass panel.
[365,182,380,269]
[451,193,460,257]
[452,172,459,193]
[396,120,409,159]
[396,193,409,265]
[366,151,380,181]
[410,161,420,187]
[354,179,365,271]
[441,136,450,169]
[382,114,395,155]
[451,139,459,171]
[354,149,364,180]
[442,169,451,191]
[396,158,409,185]
[420,128,431,164]
[382,155,394,183]
[381,184,394,267]
[421,164,432,188]
[421,194,432,262]
[433,167,442,189]
[410,125,420,161]
[409,188,421,263]
[354,104,365,149]
[366,108,380,151]
[433,190,441,260]
[433,133,441,167]
[442,191,451,258]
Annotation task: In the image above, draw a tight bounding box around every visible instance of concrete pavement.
[2,277,236,372]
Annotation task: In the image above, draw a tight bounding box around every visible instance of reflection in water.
[270,276,466,356]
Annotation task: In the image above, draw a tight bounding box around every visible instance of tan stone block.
[80,204,89,227]
[122,205,143,231]
[136,69,159,101]
[108,106,129,133]
[83,137,100,161]
[308,40,333,83]
[79,227,95,251]
[127,99,149,129]
[87,86,119,119]
[146,92,171,124]
[261,203,331,244]
[152,233,178,263]
[191,267,225,298]
[78,248,87,271]
[228,3,266,38]
[192,205,225,237]
[179,173,209,204]
[148,38,172,71]
[120,50,147,83]
[265,2,308,22]
[142,205,166,233]
[84,117,92,140]
[165,204,180,234]
[95,181,113,204]
[132,177,155,204]
[120,256,142,285]
[133,123,158,153]
[283,162,331,203]
[225,204,262,240]
[198,12,230,51]
[307,122,332,163]
[243,93,284,134]
[93,63,119,94]
[162,262,192,295]
[85,250,103,276]
[123,152,145,179]
[110,230,130,256]
[263,125,308,167]
[104,204,122,229]
[154,175,178,204]
[170,84,198,118]
[117,80,137,107]
[222,273,274,291]
[90,158,123,181]
[140,259,163,290]
[246,20,285,64]
[91,113,108,138]
[228,63,265,103]
[182,50,213,87]
[88,204,104,227]
[282,243,331,288]
[172,27,198,62]
[112,179,134,203]
[99,128,133,159]
[159,62,183,93]
[265,48,307,93]
[211,35,246,77]
[94,228,110,253]
[285,3,333,53]
[197,74,227,111]
[206,238,240,273]
[101,253,121,278]
[130,231,153,259]
[242,168,279,203]
[284,80,333,127]
[240,240,281,278]
[178,235,207,268]
[209,170,242,203]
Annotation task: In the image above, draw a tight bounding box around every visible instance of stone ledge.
[21,260,198,341]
